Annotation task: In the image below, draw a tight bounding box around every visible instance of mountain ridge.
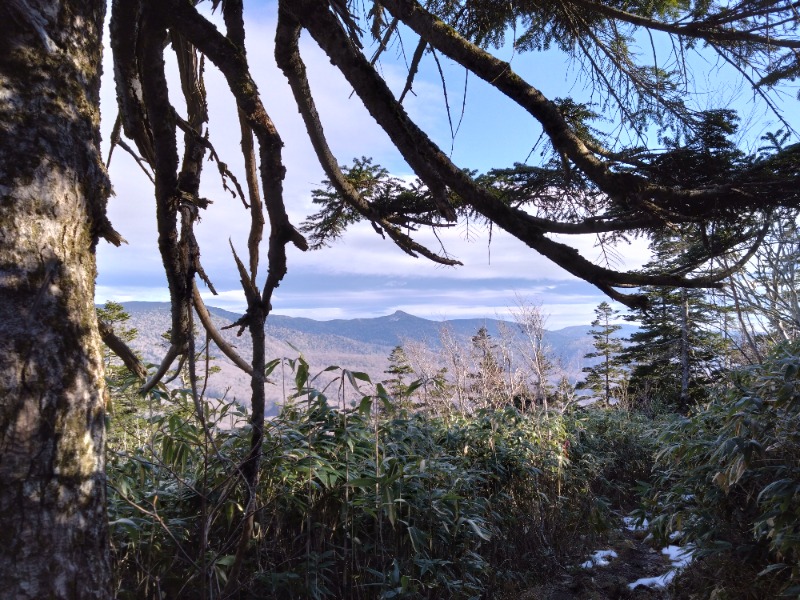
[107,301,636,413]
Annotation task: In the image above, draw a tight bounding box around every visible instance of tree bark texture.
[0,1,111,598]
[680,289,691,408]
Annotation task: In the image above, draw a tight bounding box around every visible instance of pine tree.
[578,302,626,405]
[97,302,138,374]
[618,114,743,410]
[96,302,143,446]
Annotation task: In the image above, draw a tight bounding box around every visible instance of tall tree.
[96,302,147,450]
[622,239,729,410]
[97,301,139,381]
[620,114,746,409]
[579,302,626,405]
[468,326,506,408]
[384,345,415,404]
[0,1,119,596]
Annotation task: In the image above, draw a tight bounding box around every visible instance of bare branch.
[98,319,148,382]
[139,343,180,395]
[192,283,254,377]
[398,38,426,103]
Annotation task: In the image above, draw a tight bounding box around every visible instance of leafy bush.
[107,387,251,598]
[107,362,658,599]
[647,342,800,598]
[566,409,662,511]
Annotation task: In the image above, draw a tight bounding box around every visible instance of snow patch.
[623,516,648,531]
[628,544,694,590]
[662,544,694,569]
[628,571,676,589]
[580,549,618,569]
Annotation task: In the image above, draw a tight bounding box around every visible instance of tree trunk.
[679,289,691,408]
[0,1,111,598]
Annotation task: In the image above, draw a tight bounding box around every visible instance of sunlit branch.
[192,283,254,377]
[139,344,180,395]
[275,6,461,265]
[98,319,148,382]
[569,0,800,50]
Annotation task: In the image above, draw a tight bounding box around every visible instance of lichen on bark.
[0,1,112,598]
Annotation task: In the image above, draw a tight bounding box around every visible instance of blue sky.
[95,2,797,329]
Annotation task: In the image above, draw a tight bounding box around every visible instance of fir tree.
[96,302,149,449]
[97,301,138,373]
[578,302,626,405]
[384,345,415,404]
[622,236,730,411]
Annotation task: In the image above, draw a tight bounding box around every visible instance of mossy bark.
[0,1,111,598]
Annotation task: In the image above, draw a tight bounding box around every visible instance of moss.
[0,28,111,247]
[54,406,102,481]
[0,2,111,595]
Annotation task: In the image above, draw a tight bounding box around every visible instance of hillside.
[112,302,636,413]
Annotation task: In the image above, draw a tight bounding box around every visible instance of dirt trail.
[517,525,676,600]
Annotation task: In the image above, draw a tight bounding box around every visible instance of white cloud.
[95,285,169,304]
[285,219,650,282]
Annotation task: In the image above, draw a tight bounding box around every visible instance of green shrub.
[107,363,659,599]
[647,342,800,598]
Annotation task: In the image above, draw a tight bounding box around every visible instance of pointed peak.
[388,310,411,321]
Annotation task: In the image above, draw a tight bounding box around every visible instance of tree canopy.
[106,0,800,354]
[286,0,800,306]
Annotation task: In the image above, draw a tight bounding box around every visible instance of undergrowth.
[646,342,800,599]
[107,360,657,599]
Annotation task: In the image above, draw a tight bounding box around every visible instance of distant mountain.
[107,302,636,414]
[215,306,637,355]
